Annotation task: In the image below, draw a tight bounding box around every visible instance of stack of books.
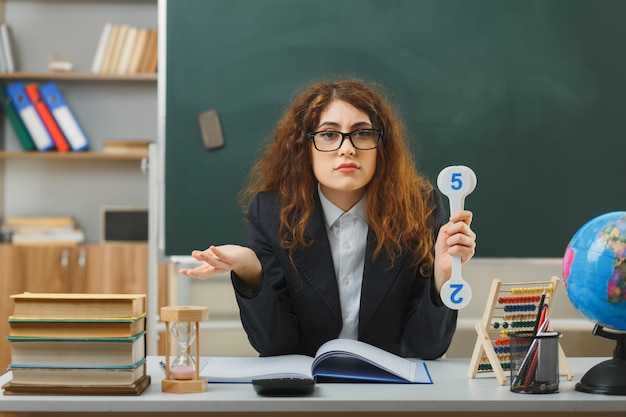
[0,216,85,245]
[2,293,150,395]
[91,23,158,75]
[0,81,90,152]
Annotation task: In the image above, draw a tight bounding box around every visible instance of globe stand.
[575,324,626,395]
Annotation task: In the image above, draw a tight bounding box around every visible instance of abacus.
[467,276,574,385]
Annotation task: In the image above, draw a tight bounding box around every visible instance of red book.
[25,83,70,152]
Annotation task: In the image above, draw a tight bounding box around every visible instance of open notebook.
[200,339,432,384]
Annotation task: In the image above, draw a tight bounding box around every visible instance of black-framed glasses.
[307,128,383,152]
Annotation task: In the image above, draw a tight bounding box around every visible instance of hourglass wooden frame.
[160,306,209,394]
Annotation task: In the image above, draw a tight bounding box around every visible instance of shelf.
[0,72,157,82]
[0,151,148,160]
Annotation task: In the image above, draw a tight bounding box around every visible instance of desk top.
[1,356,625,414]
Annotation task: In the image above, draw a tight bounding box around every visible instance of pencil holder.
[509,331,561,394]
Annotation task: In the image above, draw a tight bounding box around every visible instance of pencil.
[532,291,546,335]
[513,294,548,389]
[523,347,539,391]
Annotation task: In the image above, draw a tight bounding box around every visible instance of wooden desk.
[1,357,625,416]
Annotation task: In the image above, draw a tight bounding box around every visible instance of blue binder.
[39,82,90,152]
[5,82,55,152]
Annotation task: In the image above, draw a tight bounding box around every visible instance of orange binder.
[25,83,70,152]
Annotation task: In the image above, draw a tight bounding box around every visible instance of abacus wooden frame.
[468,276,574,385]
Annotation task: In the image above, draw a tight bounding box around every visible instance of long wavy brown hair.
[240,78,437,274]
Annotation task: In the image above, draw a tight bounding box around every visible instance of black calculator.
[251,378,315,396]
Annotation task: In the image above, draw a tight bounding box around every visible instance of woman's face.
[310,99,377,211]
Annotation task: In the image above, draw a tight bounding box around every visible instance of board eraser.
[198,109,225,150]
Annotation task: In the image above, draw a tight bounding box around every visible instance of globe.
[562,211,626,395]
[563,211,626,330]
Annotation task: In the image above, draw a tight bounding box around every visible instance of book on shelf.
[138,28,158,73]
[91,22,113,74]
[2,216,76,228]
[0,25,8,73]
[128,28,149,74]
[8,359,146,386]
[94,23,155,75]
[8,315,146,338]
[145,28,158,73]
[5,82,55,152]
[100,23,121,74]
[107,24,130,74]
[1,215,83,245]
[0,23,15,73]
[10,228,85,245]
[200,339,433,384]
[25,83,71,152]
[8,332,146,368]
[10,293,147,319]
[1,223,76,235]
[103,139,151,156]
[116,26,137,74]
[2,374,151,396]
[0,86,36,151]
[39,82,90,151]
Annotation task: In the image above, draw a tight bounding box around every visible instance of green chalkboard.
[165,0,626,257]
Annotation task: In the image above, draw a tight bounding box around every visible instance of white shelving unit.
[0,0,161,358]
[0,0,157,242]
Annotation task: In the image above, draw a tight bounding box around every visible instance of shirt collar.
[318,184,369,228]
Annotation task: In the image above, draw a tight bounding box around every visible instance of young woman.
[179,79,476,359]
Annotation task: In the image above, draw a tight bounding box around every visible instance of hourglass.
[160,306,209,393]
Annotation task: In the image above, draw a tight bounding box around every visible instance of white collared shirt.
[318,186,368,340]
